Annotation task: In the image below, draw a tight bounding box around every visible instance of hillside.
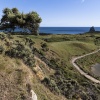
[0,32,100,100]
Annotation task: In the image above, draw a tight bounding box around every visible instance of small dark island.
[89,26,95,33]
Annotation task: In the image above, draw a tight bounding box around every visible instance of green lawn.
[49,41,97,60]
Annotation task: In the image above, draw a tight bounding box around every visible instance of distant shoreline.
[39,27,100,34]
[0,27,100,35]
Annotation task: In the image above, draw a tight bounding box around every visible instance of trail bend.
[71,49,100,84]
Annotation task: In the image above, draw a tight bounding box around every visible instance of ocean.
[39,27,100,34]
[0,27,100,34]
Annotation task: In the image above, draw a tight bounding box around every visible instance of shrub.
[5,42,35,67]
[39,50,45,56]
[7,33,13,39]
[0,45,4,54]
[0,34,6,40]
[42,77,51,85]
[41,43,48,48]
[24,56,35,67]
[41,43,49,52]
[42,77,60,94]
[94,37,100,46]
[29,41,35,48]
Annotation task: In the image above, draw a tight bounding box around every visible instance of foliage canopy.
[0,8,42,35]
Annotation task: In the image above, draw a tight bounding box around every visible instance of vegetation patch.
[76,51,100,79]
[0,32,99,100]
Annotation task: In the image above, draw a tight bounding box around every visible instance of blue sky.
[0,0,100,27]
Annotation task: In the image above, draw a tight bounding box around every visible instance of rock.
[30,90,37,100]
[89,26,95,32]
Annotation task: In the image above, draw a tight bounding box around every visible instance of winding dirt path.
[71,49,100,84]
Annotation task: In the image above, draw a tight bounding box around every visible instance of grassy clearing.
[49,41,97,61]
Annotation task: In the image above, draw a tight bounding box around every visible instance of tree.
[1,8,17,32]
[12,8,19,15]
[16,12,26,30]
[25,11,42,35]
[3,8,12,15]
[0,8,42,35]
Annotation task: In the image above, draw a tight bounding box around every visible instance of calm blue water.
[39,27,100,34]
[1,27,100,34]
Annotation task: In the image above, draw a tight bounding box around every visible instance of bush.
[41,43,49,51]
[29,41,35,48]
[0,34,6,40]
[39,50,45,56]
[0,45,4,54]
[41,43,48,48]
[5,43,35,67]
[24,56,35,67]
[42,77,51,85]
[7,33,13,39]
[42,77,60,94]
[94,37,100,46]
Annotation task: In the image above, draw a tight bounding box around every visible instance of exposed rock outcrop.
[30,90,37,100]
[89,26,95,32]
